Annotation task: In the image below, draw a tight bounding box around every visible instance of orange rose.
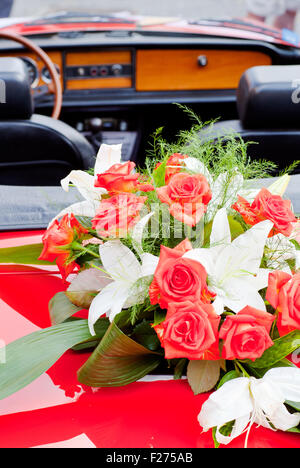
[165,153,188,184]
[266,271,300,336]
[95,161,139,193]
[220,306,274,361]
[156,172,212,226]
[154,301,220,360]
[232,188,297,237]
[39,214,88,281]
[149,242,214,310]
[92,193,147,238]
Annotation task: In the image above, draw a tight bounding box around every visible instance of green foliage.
[130,320,161,351]
[245,330,300,369]
[0,243,53,265]
[217,370,240,389]
[0,320,92,401]
[145,104,277,184]
[72,317,110,351]
[77,320,162,387]
[187,360,221,395]
[212,421,235,448]
[174,359,188,380]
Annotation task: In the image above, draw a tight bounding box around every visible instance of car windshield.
[1,0,300,34]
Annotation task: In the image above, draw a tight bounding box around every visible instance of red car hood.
[0,230,299,448]
[0,13,299,48]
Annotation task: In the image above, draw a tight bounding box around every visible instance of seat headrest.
[0,57,33,119]
[237,65,300,129]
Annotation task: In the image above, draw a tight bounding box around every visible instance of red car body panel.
[0,230,299,448]
[0,16,299,48]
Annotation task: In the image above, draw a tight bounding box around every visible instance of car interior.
[1,27,300,186]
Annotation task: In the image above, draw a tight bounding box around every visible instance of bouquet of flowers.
[1,119,300,447]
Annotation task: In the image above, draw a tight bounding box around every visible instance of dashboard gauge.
[20,57,39,88]
[41,64,60,84]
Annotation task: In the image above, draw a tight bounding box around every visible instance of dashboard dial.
[41,64,60,84]
[20,57,39,88]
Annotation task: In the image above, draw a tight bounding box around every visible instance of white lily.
[198,367,300,446]
[184,157,213,185]
[88,240,158,335]
[183,208,272,315]
[49,144,122,224]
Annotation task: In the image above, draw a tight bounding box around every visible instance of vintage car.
[0,10,300,449]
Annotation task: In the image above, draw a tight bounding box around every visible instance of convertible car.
[0,11,300,449]
[1,12,300,185]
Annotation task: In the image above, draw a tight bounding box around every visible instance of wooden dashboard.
[0,47,272,92]
[136,49,271,91]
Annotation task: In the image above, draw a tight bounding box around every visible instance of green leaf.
[217,370,240,389]
[0,320,92,401]
[72,317,110,351]
[287,426,300,434]
[212,420,235,448]
[212,428,220,449]
[78,320,162,387]
[153,309,167,326]
[0,243,53,265]
[153,160,167,187]
[187,360,221,395]
[290,239,300,251]
[286,400,300,412]
[49,292,82,325]
[228,216,245,240]
[174,358,188,380]
[131,320,161,351]
[245,330,300,369]
[247,358,297,378]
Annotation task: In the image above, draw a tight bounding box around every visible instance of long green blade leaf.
[245,330,300,369]
[0,320,92,401]
[0,244,53,266]
[78,320,162,387]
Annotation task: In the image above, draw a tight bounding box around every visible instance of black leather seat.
[0,57,95,186]
[200,65,300,173]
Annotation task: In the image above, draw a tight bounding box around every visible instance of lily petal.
[94,143,122,176]
[88,282,119,334]
[210,208,231,248]
[132,212,154,256]
[264,367,300,403]
[268,174,291,197]
[61,170,106,203]
[47,200,97,228]
[220,278,267,313]
[198,377,253,445]
[184,158,213,185]
[251,372,300,432]
[231,220,273,274]
[140,253,159,277]
[99,240,142,282]
[183,248,216,276]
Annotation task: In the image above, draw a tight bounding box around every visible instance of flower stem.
[234,361,250,378]
[72,241,100,258]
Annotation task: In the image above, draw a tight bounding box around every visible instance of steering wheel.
[0,30,63,119]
